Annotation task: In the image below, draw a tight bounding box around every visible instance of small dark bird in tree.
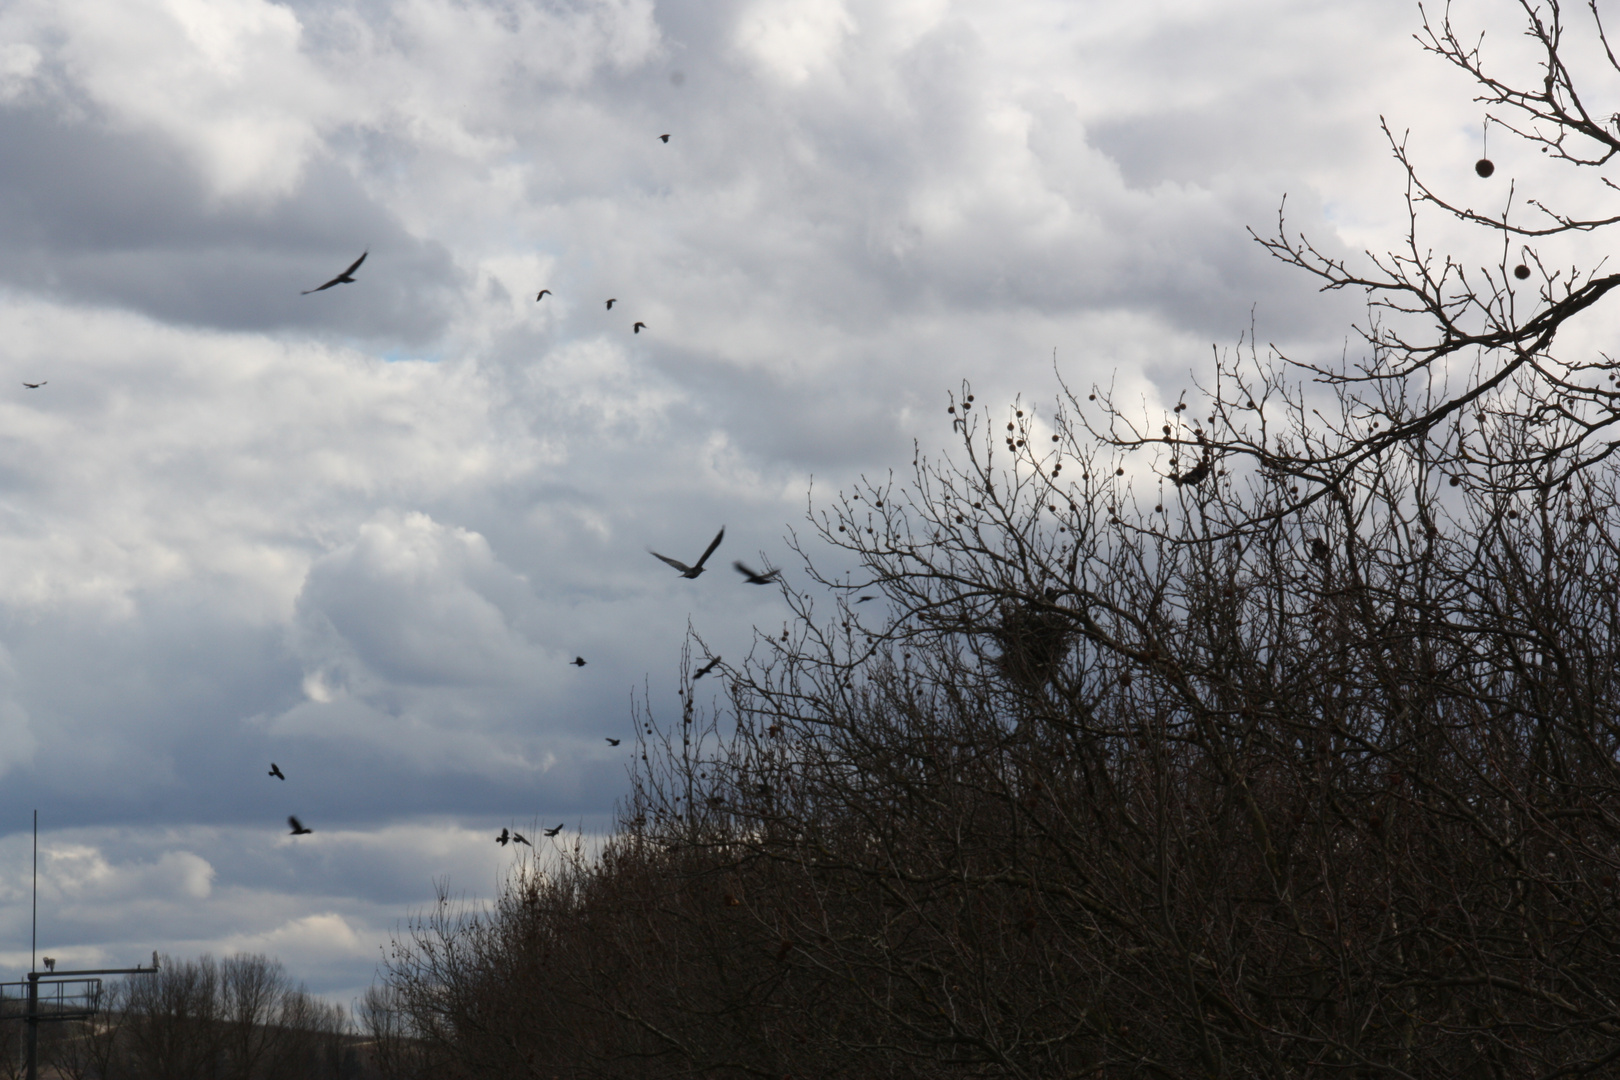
[693,656,722,680]
[1172,459,1211,487]
[301,251,368,294]
[268,763,285,780]
[605,298,617,310]
[659,134,670,143]
[496,827,510,846]
[1309,537,1331,562]
[734,561,780,584]
[633,322,646,333]
[606,737,621,746]
[651,527,725,578]
[22,382,45,389]
[287,816,313,836]
[544,824,564,837]
[536,289,551,301]
[571,656,587,667]
[1475,158,1495,177]
[511,831,532,846]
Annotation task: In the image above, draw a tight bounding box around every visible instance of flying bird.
[659,134,670,143]
[544,824,564,837]
[734,561,780,585]
[633,322,646,334]
[652,527,725,578]
[287,816,313,836]
[268,763,285,780]
[605,298,617,310]
[21,381,44,389]
[301,251,368,294]
[496,828,510,846]
[855,595,876,603]
[571,656,587,667]
[511,831,532,847]
[606,737,621,746]
[693,656,722,680]
[536,289,551,301]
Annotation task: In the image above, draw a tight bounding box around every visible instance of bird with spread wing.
[734,561,780,584]
[651,527,725,578]
[301,251,368,294]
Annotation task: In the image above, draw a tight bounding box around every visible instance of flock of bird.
[258,131,782,848]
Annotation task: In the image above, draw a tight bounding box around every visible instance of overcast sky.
[0,0,1570,1005]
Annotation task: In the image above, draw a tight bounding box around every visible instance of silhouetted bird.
[269,763,285,780]
[536,289,551,301]
[544,824,564,837]
[22,382,44,389]
[571,656,587,667]
[734,561,780,584]
[1310,537,1331,562]
[606,737,621,746]
[633,322,646,333]
[288,816,313,835]
[856,595,876,603]
[693,656,722,680]
[652,527,725,578]
[42,958,54,972]
[511,831,531,846]
[605,298,617,310]
[301,251,368,294]
[659,134,670,143]
[496,827,510,846]
[1172,459,1210,487]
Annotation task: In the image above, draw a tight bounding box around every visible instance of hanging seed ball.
[1514,264,1530,279]
[1088,394,1096,400]
[1475,158,1495,177]
[1115,467,1125,476]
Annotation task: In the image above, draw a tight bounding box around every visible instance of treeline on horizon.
[0,952,363,1080]
[359,4,1620,1076]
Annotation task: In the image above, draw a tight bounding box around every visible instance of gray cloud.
[0,0,1559,1003]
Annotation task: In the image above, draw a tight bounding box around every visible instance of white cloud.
[735,0,856,85]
